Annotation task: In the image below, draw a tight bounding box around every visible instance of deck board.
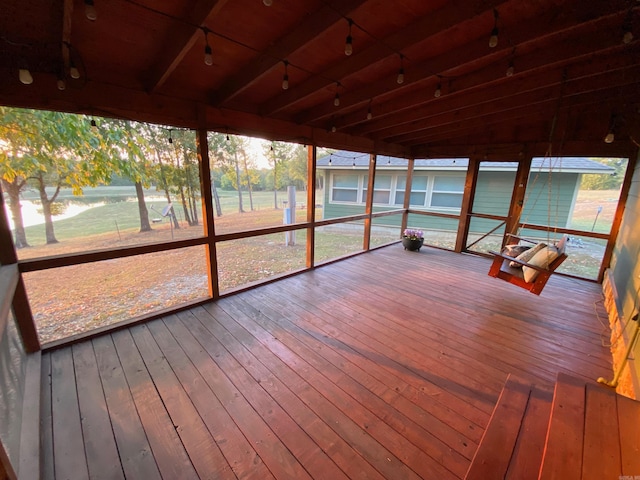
[41,246,613,479]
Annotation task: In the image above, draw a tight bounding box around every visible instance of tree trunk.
[183,148,199,225]
[36,174,59,244]
[2,178,29,248]
[211,179,222,217]
[242,152,254,211]
[273,162,279,209]
[155,149,180,229]
[179,185,193,225]
[234,151,245,213]
[135,181,152,232]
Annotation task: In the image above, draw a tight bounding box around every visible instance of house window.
[431,176,464,208]
[363,175,392,204]
[395,175,428,206]
[331,174,360,202]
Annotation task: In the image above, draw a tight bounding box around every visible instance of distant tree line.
[580,158,626,190]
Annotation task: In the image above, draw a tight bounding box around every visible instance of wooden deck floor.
[40,246,613,480]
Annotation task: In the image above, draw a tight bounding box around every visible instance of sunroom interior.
[1,0,640,479]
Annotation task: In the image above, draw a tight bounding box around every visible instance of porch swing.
[487,119,569,295]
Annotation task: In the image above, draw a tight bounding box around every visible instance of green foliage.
[580,158,625,190]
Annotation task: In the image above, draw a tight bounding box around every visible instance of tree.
[1,108,115,245]
[98,119,155,232]
[209,133,249,214]
[265,141,295,209]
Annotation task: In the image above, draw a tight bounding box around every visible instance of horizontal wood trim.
[19,237,209,273]
[0,265,19,343]
[370,209,405,218]
[517,223,610,240]
[407,209,460,220]
[469,212,508,222]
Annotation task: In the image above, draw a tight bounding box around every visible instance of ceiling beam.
[210,0,370,106]
[258,0,510,116]
[297,5,628,127]
[354,50,639,140]
[336,22,633,131]
[144,0,230,93]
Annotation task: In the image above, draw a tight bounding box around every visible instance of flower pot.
[402,237,424,251]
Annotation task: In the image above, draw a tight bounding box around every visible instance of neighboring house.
[316,151,615,234]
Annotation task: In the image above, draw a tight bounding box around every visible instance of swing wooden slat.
[488,235,568,295]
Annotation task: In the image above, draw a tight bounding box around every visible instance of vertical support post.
[505,152,532,246]
[306,144,316,268]
[401,157,415,235]
[0,184,39,352]
[195,118,219,299]
[599,146,639,283]
[455,156,480,253]
[363,154,377,251]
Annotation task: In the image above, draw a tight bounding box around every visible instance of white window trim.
[328,171,464,210]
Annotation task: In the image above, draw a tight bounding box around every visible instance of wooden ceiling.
[1,0,639,158]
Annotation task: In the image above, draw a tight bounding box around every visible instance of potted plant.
[402,228,424,251]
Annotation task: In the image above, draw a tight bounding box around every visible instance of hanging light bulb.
[604,114,616,143]
[282,60,289,90]
[168,130,173,144]
[506,60,514,77]
[18,68,33,85]
[90,118,98,129]
[84,0,97,21]
[263,0,273,6]
[434,82,442,98]
[331,125,336,133]
[226,134,230,141]
[367,101,372,120]
[328,155,332,165]
[397,55,405,84]
[489,9,499,48]
[622,10,634,44]
[334,83,340,107]
[69,60,80,79]
[345,19,353,56]
[202,29,213,66]
[57,77,66,90]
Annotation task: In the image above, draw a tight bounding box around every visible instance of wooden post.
[306,145,316,268]
[195,122,219,299]
[0,184,39,353]
[455,156,480,253]
[401,157,415,235]
[505,153,532,246]
[363,154,377,251]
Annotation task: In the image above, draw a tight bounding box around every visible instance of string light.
[263,0,273,5]
[282,60,289,90]
[90,118,98,129]
[331,125,337,132]
[366,100,372,120]
[18,68,33,85]
[334,82,340,107]
[57,77,66,91]
[328,155,332,165]
[434,81,442,98]
[345,19,353,56]
[84,0,97,21]
[397,55,405,84]
[203,29,213,66]
[168,129,173,143]
[489,9,499,48]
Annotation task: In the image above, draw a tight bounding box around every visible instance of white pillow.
[510,242,546,268]
[522,246,559,283]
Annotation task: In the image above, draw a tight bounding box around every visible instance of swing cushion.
[522,245,560,283]
[510,242,547,268]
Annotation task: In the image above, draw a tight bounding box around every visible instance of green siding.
[609,153,640,395]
